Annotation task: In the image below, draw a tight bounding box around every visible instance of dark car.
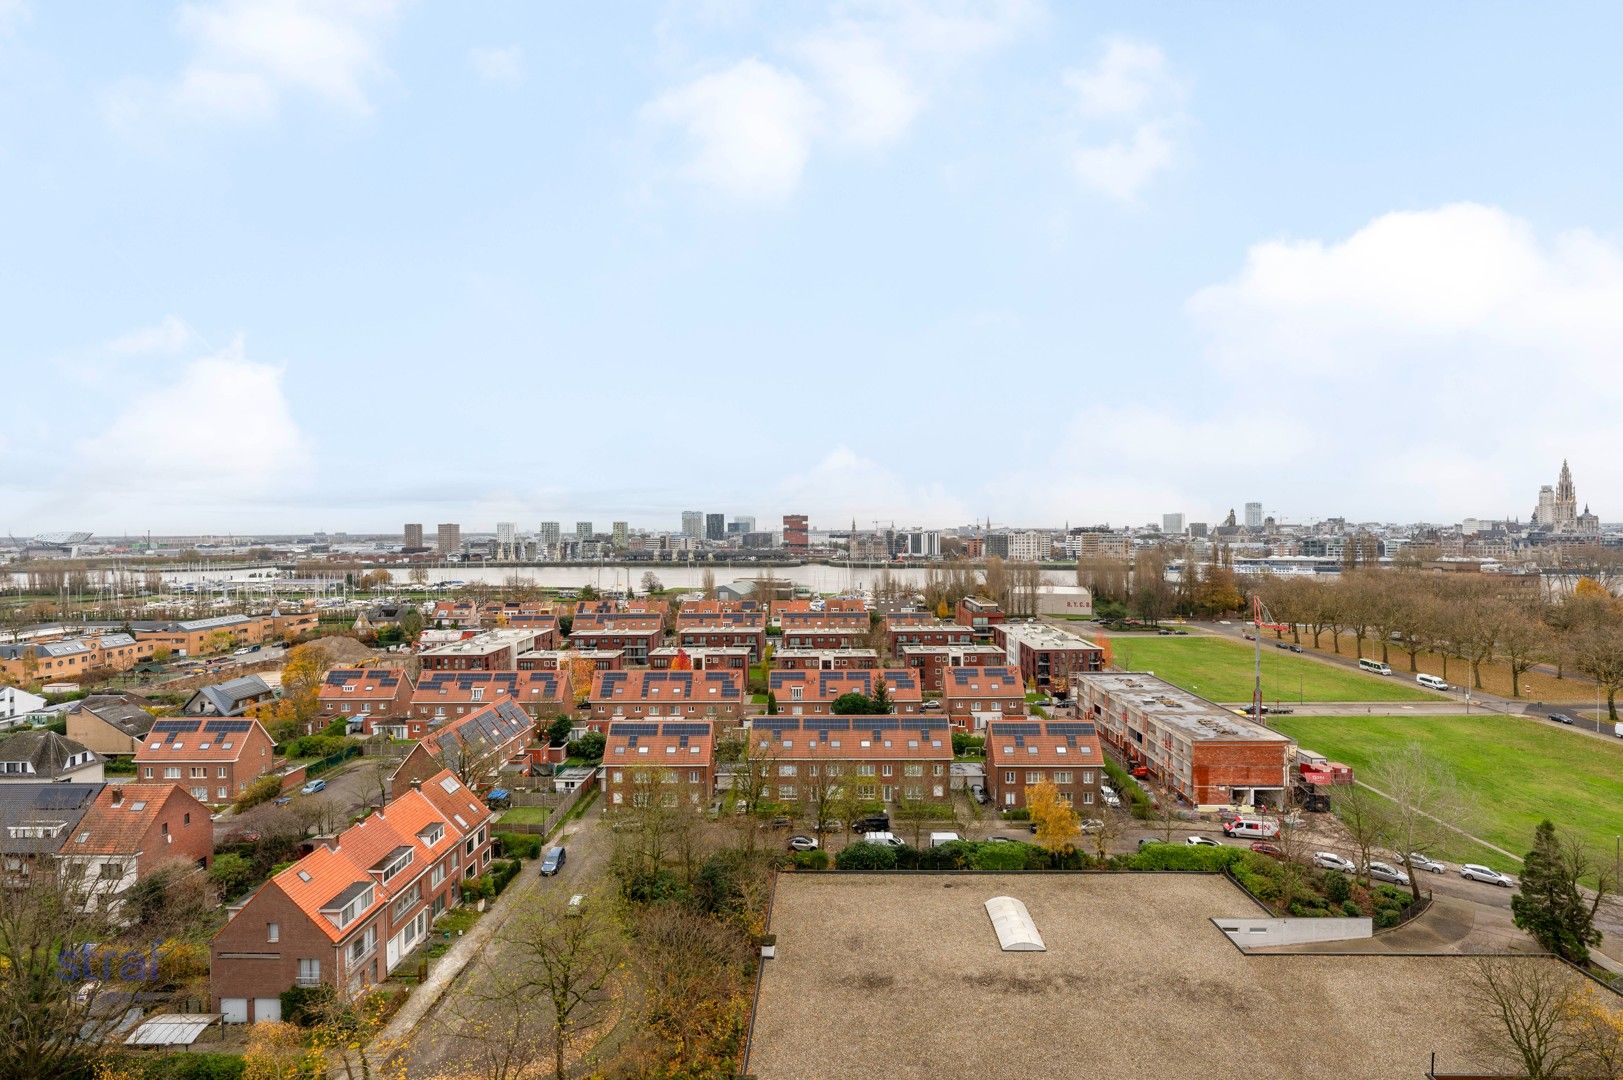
[1157,628,1172,636]
[1548,713,1577,725]
[540,846,566,876]
[850,814,891,834]
[1173,629,1189,635]
[970,783,990,805]
[1274,641,1289,650]
[1288,644,1303,653]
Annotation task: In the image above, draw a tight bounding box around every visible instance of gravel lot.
[746,872,1569,1080]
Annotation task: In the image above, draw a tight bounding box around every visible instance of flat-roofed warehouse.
[744,873,1570,1080]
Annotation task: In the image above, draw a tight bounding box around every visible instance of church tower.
[1555,459,1578,529]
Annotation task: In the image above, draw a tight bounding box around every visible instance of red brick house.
[588,669,745,730]
[770,598,865,626]
[764,668,922,716]
[421,698,536,790]
[940,665,1027,731]
[748,716,953,807]
[674,610,767,661]
[992,621,1104,695]
[885,618,975,654]
[407,671,571,737]
[210,769,493,1024]
[602,720,715,811]
[58,783,214,909]
[779,610,872,651]
[417,629,550,672]
[569,613,665,664]
[317,668,415,728]
[985,720,1105,811]
[649,646,751,672]
[770,649,880,671]
[898,643,1006,692]
[954,597,1005,640]
[134,717,276,806]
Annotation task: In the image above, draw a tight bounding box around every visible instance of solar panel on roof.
[989,721,1041,737]
[37,786,93,809]
[1044,722,1096,736]
[152,719,202,734]
[610,722,659,736]
[660,722,711,737]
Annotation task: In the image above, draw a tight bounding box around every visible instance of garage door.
[221,998,247,1024]
[253,998,282,1023]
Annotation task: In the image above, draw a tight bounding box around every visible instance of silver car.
[1312,851,1357,873]
[1401,852,1446,874]
[1460,863,1516,887]
[1366,860,1407,885]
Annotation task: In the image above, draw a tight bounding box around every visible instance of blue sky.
[4,1,1622,535]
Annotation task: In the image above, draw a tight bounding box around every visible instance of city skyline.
[6,5,1623,532]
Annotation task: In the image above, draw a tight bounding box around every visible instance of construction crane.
[1248,592,1289,722]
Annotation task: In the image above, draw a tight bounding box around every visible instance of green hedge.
[306,744,362,777]
[495,832,542,859]
[121,1053,245,1080]
[1123,844,1247,873]
[790,849,829,870]
[230,774,282,813]
[835,842,900,870]
[492,858,522,895]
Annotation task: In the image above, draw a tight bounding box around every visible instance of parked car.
[862,832,904,848]
[761,816,792,830]
[232,647,251,656]
[1249,841,1284,859]
[1173,629,1189,635]
[1274,641,1289,650]
[1080,819,1105,834]
[1460,863,1516,887]
[1547,713,1577,726]
[1399,852,1447,874]
[1138,837,1169,850]
[566,894,585,916]
[1287,643,1303,653]
[1223,816,1280,839]
[986,835,1013,843]
[787,835,819,852]
[1158,628,1172,636]
[851,814,891,834]
[1366,860,1407,885]
[921,699,942,711]
[1312,851,1357,873]
[300,779,327,795]
[540,846,567,876]
[1185,836,1221,847]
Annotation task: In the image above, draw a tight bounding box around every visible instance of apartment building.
[407,671,570,736]
[764,669,922,716]
[769,598,866,625]
[602,720,716,810]
[1074,672,1292,810]
[587,669,745,730]
[782,514,809,553]
[993,621,1104,693]
[131,611,318,656]
[984,720,1104,811]
[133,717,277,806]
[748,716,954,807]
[940,666,1027,732]
[779,610,872,651]
[572,599,670,618]
[210,769,492,1024]
[885,618,975,654]
[317,668,416,728]
[66,694,157,756]
[0,631,156,682]
[770,649,880,672]
[421,699,535,788]
[568,613,665,664]
[674,618,767,661]
[417,629,551,672]
[517,649,625,672]
[649,647,751,672]
[897,643,1006,692]
[954,597,1005,640]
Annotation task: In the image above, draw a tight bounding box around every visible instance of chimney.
[410,778,422,790]
[110,787,123,807]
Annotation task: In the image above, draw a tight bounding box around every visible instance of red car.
[1130,766,1150,779]
[1249,841,1284,859]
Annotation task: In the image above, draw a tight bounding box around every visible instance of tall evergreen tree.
[1510,820,1604,963]
[871,672,893,714]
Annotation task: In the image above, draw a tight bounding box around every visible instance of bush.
[951,733,984,757]
[119,1052,245,1079]
[1341,899,1362,917]
[1002,807,1031,821]
[835,842,899,870]
[1374,908,1401,929]
[231,774,282,813]
[495,832,542,859]
[1322,870,1352,904]
[103,757,138,775]
[287,734,352,759]
[790,849,829,870]
[491,858,522,895]
[1125,844,1244,873]
[568,731,606,763]
[280,983,334,1027]
[208,852,255,899]
[321,717,350,737]
[460,874,495,902]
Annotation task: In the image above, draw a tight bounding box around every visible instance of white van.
[1358,658,1393,676]
[1416,673,1448,691]
[929,831,961,848]
[1222,817,1280,839]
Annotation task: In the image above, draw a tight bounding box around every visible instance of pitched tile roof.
[413,671,567,707]
[604,720,715,764]
[73,695,156,737]
[134,718,270,762]
[320,668,412,701]
[749,718,952,760]
[64,783,205,856]
[765,668,921,702]
[986,721,1104,767]
[941,665,1025,698]
[591,669,742,702]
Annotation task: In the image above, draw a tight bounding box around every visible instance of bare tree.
[437,953,557,1080]
[1149,779,1180,843]
[1496,605,1550,699]
[1467,956,1589,1080]
[507,895,625,1080]
[1331,781,1388,888]
[1370,745,1466,899]
[629,904,752,1075]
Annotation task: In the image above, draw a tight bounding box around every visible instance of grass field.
[1108,635,1440,703]
[1270,714,1623,873]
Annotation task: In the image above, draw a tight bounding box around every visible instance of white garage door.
[254,998,282,1023]
[221,998,247,1024]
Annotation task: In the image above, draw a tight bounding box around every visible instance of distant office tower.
[783,514,809,553]
[705,513,726,541]
[612,521,629,549]
[1162,513,1185,535]
[539,521,561,551]
[681,511,703,538]
[496,521,516,560]
[403,523,424,550]
[436,523,461,554]
[1188,522,1208,539]
[900,529,941,558]
[576,521,593,541]
[985,532,1010,559]
[1244,502,1263,530]
[729,516,756,535]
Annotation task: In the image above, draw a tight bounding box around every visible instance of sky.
[4,1,1623,536]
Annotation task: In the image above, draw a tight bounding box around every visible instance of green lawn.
[498,805,549,825]
[1271,714,1623,873]
[1111,635,1438,703]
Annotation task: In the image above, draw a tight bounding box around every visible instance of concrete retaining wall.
[1214,916,1372,948]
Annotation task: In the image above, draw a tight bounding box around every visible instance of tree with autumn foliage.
[1026,778,1080,865]
[1094,631,1114,670]
[251,640,332,738]
[567,653,596,706]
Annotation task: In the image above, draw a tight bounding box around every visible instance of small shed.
[124,1013,221,1048]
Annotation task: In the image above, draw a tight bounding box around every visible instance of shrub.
[208,852,255,899]
[287,734,352,759]
[496,832,542,859]
[1002,807,1031,821]
[951,733,984,757]
[1341,899,1363,917]
[790,849,829,870]
[280,983,334,1026]
[568,731,606,762]
[1374,908,1401,929]
[123,1052,246,1079]
[231,774,283,813]
[460,874,495,902]
[491,858,522,895]
[1322,870,1352,904]
[1126,844,1244,873]
[321,717,350,737]
[835,842,899,871]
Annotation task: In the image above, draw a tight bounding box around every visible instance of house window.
[881,765,893,777]
[191,787,207,800]
[267,922,280,943]
[164,767,181,780]
[297,958,321,986]
[1026,772,1041,784]
[1054,772,1073,785]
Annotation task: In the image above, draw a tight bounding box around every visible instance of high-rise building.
[436,523,461,554]
[403,523,424,550]
[681,511,704,538]
[900,529,941,558]
[1188,522,1208,539]
[1244,502,1263,530]
[576,521,594,541]
[705,513,726,541]
[1006,531,1046,562]
[1161,513,1185,535]
[496,521,516,560]
[783,514,809,553]
[728,516,756,535]
[1533,460,1580,531]
[612,521,629,549]
[539,522,561,555]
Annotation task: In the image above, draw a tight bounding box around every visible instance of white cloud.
[470,45,524,88]
[110,0,401,130]
[1063,37,1184,201]
[76,337,311,501]
[106,315,198,356]
[1003,204,1623,524]
[643,59,823,201]
[646,1,1037,199]
[779,446,972,525]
